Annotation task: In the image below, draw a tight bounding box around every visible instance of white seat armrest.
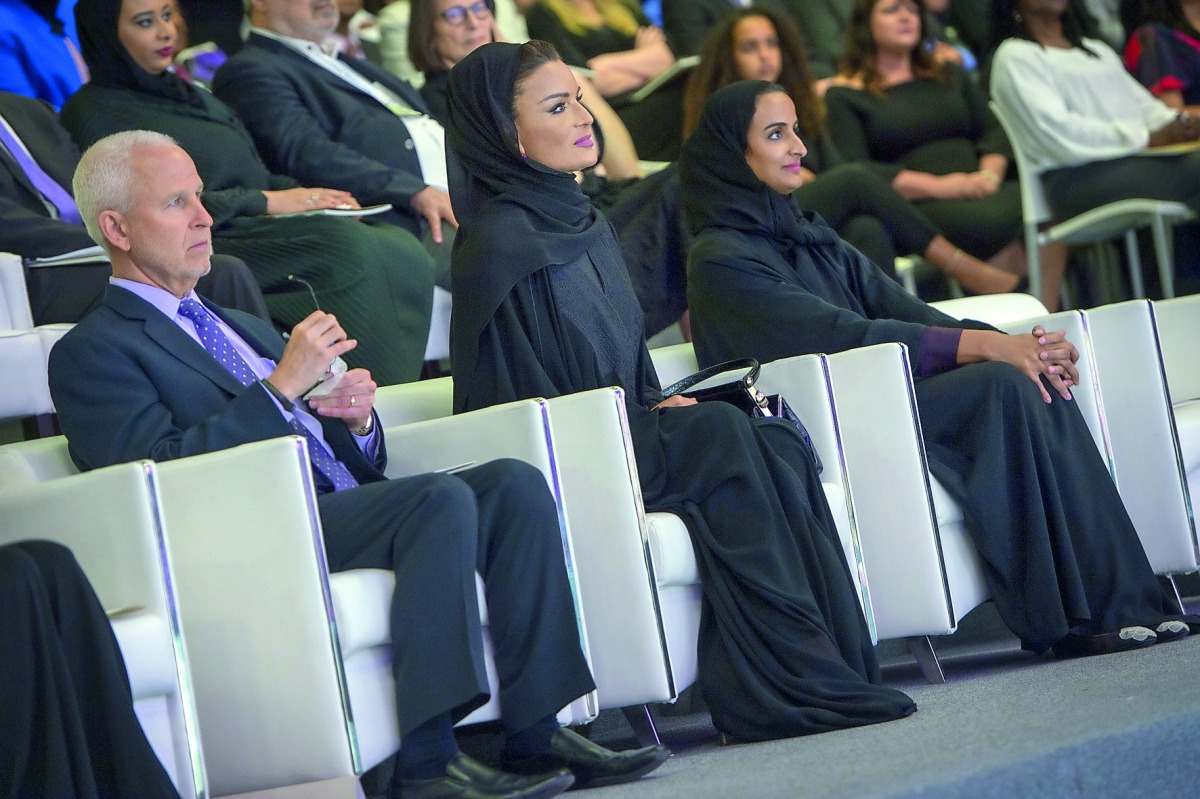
[824,343,958,639]
[759,352,876,642]
[1083,301,1199,574]
[1154,294,1200,405]
[152,438,356,796]
[546,388,678,708]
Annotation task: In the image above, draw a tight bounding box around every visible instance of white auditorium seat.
[0,459,206,799]
[1078,300,1199,596]
[0,252,61,434]
[0,413,596,794]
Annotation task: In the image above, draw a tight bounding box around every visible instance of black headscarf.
[75,0,207,108]
[680,80,842,253]
[446,42,618,394]
[446,41,604,269]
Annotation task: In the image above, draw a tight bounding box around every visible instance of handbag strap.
[662,358,760,397]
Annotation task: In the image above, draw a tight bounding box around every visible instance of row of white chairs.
[2,291,1199,797]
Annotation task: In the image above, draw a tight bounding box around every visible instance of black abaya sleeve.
[687,227,991,369]
[454,265,658,418]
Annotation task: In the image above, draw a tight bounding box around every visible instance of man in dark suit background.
[48,129,667,799]
[0,90,268,325]
[213,0,457,285]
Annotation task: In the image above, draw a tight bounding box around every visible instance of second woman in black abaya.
[444,41,915,743]
[680,80,1189,657]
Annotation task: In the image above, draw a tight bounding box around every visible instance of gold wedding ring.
[350,395,357,407]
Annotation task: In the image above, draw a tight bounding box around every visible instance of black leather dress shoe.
[502,728,670,790]
[390,753,573,799]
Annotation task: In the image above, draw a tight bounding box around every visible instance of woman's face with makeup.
[118,0,177,75]
[512,59,598,173]
[743,91,808,195]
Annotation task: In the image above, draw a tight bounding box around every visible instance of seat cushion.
[0,329,53,420]
[646,512,695,588]
[330,568,488,658]
[929,475,965,528]
[1175,400,1200,476]
[112,611,178,701]
[0,436,77,486]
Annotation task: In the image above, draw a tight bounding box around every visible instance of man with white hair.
[49,130,668,799]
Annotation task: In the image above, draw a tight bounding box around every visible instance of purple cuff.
[916,327,963,378]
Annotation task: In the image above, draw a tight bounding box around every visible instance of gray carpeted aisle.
[572,618,1200,798]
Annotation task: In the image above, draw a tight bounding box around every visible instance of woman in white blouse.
[989,0,1200,288]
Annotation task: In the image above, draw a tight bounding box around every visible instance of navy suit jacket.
[213,33,432,237]
[48,284,387,483]
[0,90,96,258]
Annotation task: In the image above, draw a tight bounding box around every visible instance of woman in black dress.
[411,0,691,337]
[681,78,1193,657]
[681,3,1033,297]
[445,39,917,743]
[61,0,436,386]
[824,0,1059,299]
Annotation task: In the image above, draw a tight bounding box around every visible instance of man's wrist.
[261,378,295,411]
[350,413,373,437]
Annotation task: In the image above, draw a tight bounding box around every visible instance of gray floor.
[565,606,1200,799]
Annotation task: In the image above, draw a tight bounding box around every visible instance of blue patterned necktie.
[177,299,359,492]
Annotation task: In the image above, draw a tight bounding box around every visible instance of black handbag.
[661,358,823,475]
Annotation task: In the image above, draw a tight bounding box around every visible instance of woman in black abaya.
[1,541,180,799]
[444,40,916,743]
[681,79,1191,657]
[61,0,436,387]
